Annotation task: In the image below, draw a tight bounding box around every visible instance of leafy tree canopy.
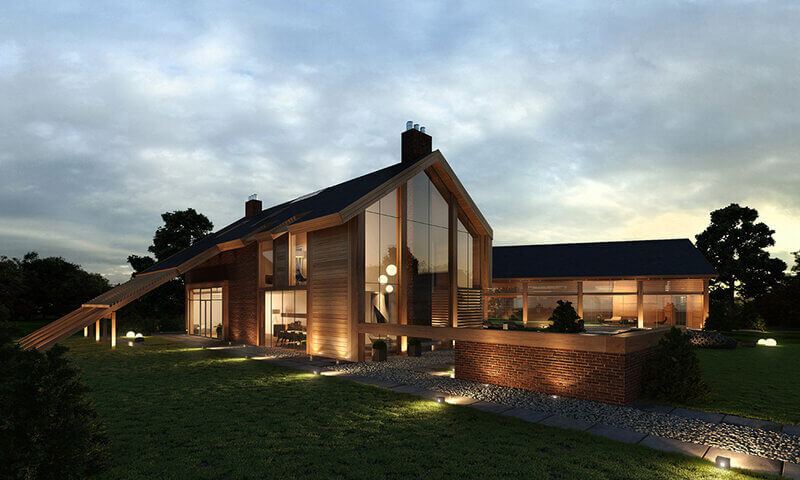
[149,208,213,261]
[695,203,786,301]
[0,253,110,321]
[792,250,800,274]
[127,208,212,274]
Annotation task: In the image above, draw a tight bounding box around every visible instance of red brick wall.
[455,341,653,405]
[185,243,259,345]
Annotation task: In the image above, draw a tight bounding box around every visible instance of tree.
[149,208,213,261]
[0,326,108,479]
[0,253,111,321]
[695,204,786,303]
[792,250,800,274]
[121,209,213,333]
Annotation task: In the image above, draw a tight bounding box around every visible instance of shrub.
[407,337,422,346]
[642,327,710,403]
[0,325,108,479]
[546,300,584,333]
[372,339,387,350]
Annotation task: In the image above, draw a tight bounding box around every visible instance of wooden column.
[102,317,108,341]
[448,193,458,327]
[349,214,365,362]
[522,281,528,326]
[398,186,407,352]
[637,280,644,328]
[95,319,100,342]
[111,312,117,349]
[702,279,710,327]
[577,281,584,319]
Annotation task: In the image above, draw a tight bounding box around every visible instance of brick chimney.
[401,120,432,163]
[245,194,262,217]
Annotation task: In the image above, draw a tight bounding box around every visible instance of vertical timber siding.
[308,223,351,359]
[185,243,259,345]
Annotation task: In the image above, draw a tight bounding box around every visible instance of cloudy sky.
[1,1,799,283]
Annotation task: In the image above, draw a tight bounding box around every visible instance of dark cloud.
[1,1,798,283]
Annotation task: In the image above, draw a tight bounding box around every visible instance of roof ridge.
[494,238,692,249]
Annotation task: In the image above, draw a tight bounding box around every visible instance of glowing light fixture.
[551,395,558,399]
[126,331,136,338]
[313,370,320,376]
[135,333,143,338]
[757,338,778,346]
[715,456,730,469]
[385,285,394,293]
[386,264,397,276]
[435,395,446,404]
[378,274,388,284]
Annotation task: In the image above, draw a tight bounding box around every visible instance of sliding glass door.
[190,287,223,338]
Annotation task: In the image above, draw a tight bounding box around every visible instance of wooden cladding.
[308,223,352,359]
[457,287,483,328]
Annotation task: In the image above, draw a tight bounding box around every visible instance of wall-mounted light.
[715,456,730,469]
[386,264,397,276]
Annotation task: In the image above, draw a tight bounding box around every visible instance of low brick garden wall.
[455,330,665,405]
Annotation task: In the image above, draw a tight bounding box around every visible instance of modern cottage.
[20,123,716,405]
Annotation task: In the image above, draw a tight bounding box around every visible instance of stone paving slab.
[538,414,594,431]
[391,384,440,400]
[639,435,710,458]
[587,423,647,444]
[444,395,478,406]
[628,401,676,415]
[671,407,724,424]
[722,414,782,432]
[470,401,513,414]
[703,447,783,476]
[784,424,800,436]
[784,462,800,479]
[500,407,551,423]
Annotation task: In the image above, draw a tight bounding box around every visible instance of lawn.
[58,337,772,480]
[677,330,800,425]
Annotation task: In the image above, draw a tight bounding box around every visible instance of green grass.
[58,337,773,479]
[674,330,800,425]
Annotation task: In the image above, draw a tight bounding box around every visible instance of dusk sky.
[1,1,799,284]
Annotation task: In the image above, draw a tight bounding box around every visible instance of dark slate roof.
[492,239,716,279]
[138,158,420,275]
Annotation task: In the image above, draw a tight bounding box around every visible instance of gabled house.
[21,123,715,389]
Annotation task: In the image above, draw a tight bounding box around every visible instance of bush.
[642,327,710,403]
[0,325,108,479]
[546,300,584,333]
[372,339,387,350]
[407,337,422,346]
[704,298,767,332]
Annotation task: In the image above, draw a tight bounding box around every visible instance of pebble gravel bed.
[331,350,800,463]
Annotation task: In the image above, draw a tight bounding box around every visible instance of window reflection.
[406,172,450,326]
[265,290,307,349]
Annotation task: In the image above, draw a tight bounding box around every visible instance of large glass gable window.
[365,190,399,324]
[406,171,450,326]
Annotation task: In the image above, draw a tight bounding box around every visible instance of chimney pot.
[401,122,432,163]
[245,195,262,217]
[406,120,413,130]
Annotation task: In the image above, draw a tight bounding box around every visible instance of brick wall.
[455,341,653,405]
[186,243,259,345]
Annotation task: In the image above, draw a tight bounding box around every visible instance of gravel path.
[331,350,800,463]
